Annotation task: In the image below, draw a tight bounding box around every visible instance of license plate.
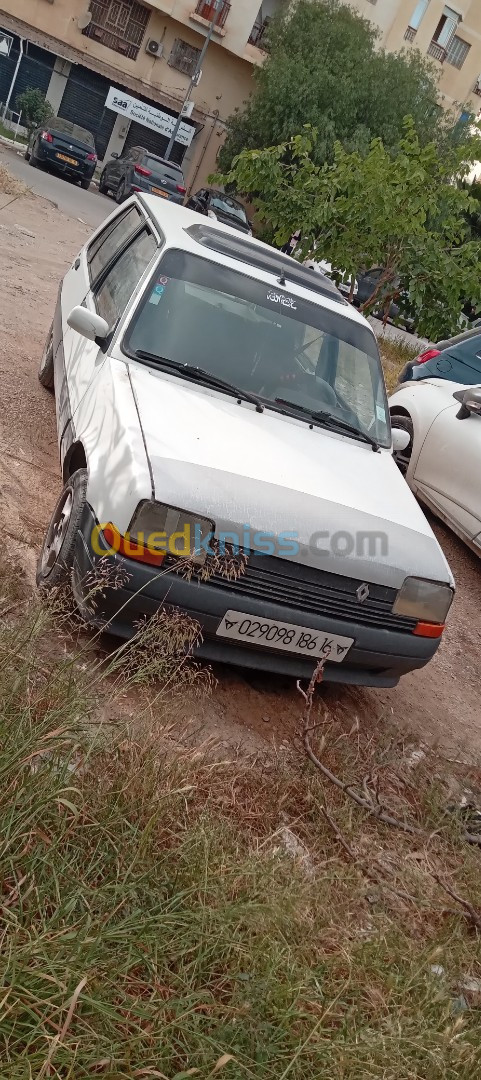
[56,153,78,166]
[152,187,169,198]
[216,610,353,662]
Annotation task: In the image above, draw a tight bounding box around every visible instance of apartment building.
[352,0,481,112]
[0,0,276,188]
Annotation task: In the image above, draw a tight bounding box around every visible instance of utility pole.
[164,0,222,161]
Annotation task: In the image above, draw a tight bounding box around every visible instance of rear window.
[49,117,95,147]
[144,157,183,182]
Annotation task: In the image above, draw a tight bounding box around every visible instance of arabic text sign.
[105,87,195,147]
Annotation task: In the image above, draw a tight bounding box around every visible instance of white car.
[303,258,358,301]
[37,196,454,686]
[390,364,481,557]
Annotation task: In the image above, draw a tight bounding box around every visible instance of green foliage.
[15,86,54,133]
[216,118,481,340]
[218,0,451,173]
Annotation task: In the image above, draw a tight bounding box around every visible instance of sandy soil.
[1,182,480,761]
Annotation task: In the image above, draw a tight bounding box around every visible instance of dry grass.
[378,336,420,394]
[1,576,481,1078]
[0,161,27,197]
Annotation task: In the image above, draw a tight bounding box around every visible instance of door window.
[94,229,157,327]
[88,206,144,284]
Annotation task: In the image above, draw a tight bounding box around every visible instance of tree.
[218,0,453,173]
[15,88,54,134]
[215,119,481,340]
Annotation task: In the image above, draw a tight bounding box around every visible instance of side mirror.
[392,427,411,454]
[67,306,109,343]
[111,152,119,160]
[454,386,481,420]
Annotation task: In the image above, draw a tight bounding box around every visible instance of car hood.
[127,364,453,589]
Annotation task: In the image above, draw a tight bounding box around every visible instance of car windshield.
[49,117,95,147]
[125,249,390,447]
[210,194,248,223]
[417,338,481,385]
[145,157,183,181]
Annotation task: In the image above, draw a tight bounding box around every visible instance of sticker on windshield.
[158,276,169,285]
[148,284,165,306]
[376,404,386,422]
[267,290,297,310]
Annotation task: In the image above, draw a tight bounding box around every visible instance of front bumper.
[72,506,441,687]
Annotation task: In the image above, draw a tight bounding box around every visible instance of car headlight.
[207,208,217,219]
[128,501,214,566]
[392,577,454,624]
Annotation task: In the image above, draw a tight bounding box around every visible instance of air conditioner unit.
[146,38,163,57]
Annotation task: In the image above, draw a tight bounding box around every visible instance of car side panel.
[388,381,455,487]
[73,357,152,534]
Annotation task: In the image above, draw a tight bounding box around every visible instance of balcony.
[82,0,150,62]
[194,0,230,30]
[427,40,446,62]
[248,16,271,49]
[404,26,417,43]
[473,80,481,97]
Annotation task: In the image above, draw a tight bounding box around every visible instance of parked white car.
[303,258,358,301]
[37,197,454,686]
[390,364,481,557]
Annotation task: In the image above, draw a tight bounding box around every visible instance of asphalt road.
[0,141,112,229]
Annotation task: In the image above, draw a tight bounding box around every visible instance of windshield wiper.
[274,398,380,452]
[134,350,264,412]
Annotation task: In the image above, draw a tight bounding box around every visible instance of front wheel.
[37,469,88,590]
[98,172,108,194]
[116,178,126,204]
[391,415,413,476]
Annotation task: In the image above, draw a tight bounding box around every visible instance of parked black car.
[99,147,186,204]
[25,118,97,189]
[397,333,481,387]
[186,187,252,234]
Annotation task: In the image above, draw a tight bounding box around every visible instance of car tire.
[37,469,88,590]
[29,149,38,168]
[80,178,91,190]
[24,149,30,161]
[116,178,126,204]
[391,414,414,476]
[98,172,108,194]
[38,322,55,390]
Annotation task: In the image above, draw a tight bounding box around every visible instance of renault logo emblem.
[356,583,370,603]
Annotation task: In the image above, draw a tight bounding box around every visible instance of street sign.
[105,86,195,147]
[0,32,13,57]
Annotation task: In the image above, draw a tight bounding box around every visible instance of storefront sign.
[105,87,195,147]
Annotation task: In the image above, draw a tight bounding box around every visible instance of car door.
[413,388,481,545]
[72,223,159,467]
[58,204,147,451]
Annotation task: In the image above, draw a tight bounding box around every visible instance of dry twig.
[297,659,420,835]
[432,872,481,931]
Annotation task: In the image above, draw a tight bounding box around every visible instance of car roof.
[137,195,372,328]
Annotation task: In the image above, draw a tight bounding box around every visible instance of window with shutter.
[168,39,201,77]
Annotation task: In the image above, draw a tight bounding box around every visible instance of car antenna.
[277,270,286,286]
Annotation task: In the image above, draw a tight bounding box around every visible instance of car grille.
[203,553,416,633]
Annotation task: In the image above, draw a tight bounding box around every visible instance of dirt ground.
[1,179,480,761]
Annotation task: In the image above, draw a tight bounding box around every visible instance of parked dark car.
[397,333,481,387]
[355,267,415,331]
[99,146,186,204]
[185,187,252,234]
[25,118,97,189]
